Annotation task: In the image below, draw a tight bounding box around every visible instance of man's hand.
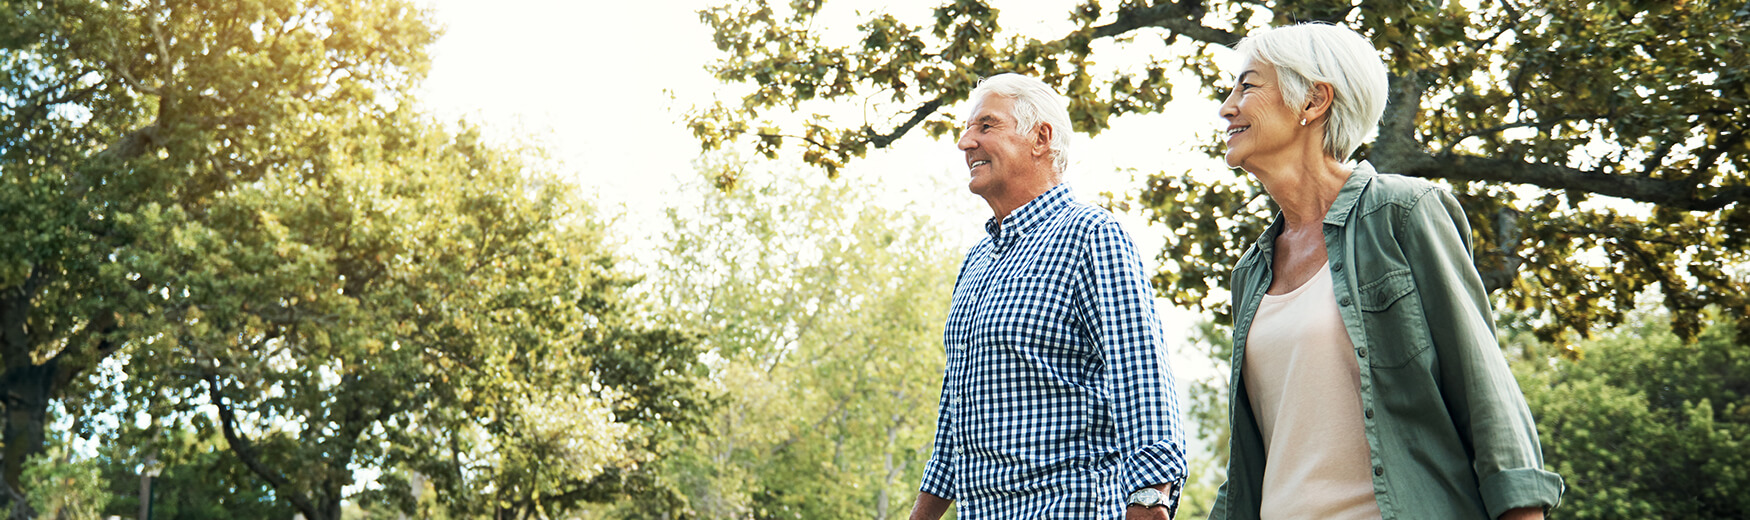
[1499,507,1544,520]
[1124,483,1175,520]
[908,491,952,520]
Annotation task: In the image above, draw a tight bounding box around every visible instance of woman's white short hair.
[967,73,1073,175]
[1235,23,1388,161]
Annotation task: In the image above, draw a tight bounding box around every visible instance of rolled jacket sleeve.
[1401,188,1564,517]
[1085,220,1188,511]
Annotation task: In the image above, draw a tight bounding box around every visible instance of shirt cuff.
[1125,442,1188,515]
[919,457,955,500]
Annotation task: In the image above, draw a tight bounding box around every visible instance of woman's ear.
[1304,82,1335,123]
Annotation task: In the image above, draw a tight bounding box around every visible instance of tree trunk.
[0,269,55,520]
[0,361,54,520]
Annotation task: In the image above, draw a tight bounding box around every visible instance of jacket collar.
[1322,161,1378,227]
[1243,161,1378,263]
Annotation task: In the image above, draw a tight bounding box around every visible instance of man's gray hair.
[967,73,1073,175]
[1235,23,1388,161]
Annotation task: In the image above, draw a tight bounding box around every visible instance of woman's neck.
[1255,155,1353,231]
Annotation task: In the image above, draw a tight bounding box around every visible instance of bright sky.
[413,0,1239,386]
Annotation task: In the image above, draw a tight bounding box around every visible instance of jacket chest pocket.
[1355,269,1433,368]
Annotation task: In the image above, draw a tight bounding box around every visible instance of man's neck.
[985,179,1061,221]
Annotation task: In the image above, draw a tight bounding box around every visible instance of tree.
[615,159,959,519]
[0,0,434,512]
[1,0,708,516]
[94,426,293,519]
[689,0,1750,341]
[111,109,707,520]
[1512,307,1749,518]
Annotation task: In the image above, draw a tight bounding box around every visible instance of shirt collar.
[984,183,1073,243]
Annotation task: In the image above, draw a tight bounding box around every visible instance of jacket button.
[1332,262,1344,272]
[1339,297,1352,306]
[1365,408,1374,419]
[1357,348,1367,358]
[1374,466,1384,476]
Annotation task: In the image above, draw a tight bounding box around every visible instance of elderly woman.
[1207,23,1564,520]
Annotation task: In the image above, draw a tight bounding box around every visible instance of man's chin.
[967,178,992,197]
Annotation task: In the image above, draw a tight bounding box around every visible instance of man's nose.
[957,130,975,151]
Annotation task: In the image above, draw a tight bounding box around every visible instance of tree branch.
[207,374,324,520]
[867,97,945,149]
[1400,153,1750,212]
[1478,207,1524,293]
[837,2,1240,156]
[1373,66,1749,212]
[1440,114,1612,155]
[1090,1,1240,46]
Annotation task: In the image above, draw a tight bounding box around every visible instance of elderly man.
[909,73,1187,520]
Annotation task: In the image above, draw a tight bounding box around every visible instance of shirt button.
[1374,466,1384,476]
[1365,408,1374,419]
[1358,348,1367,358]
[1332,262,1344,272]
[1339,297,1352,306]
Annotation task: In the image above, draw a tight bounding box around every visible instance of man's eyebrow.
[964,114,1000,127]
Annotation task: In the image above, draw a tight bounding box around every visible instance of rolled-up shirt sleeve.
[1085,220,1188,512]
[920,366,956,499]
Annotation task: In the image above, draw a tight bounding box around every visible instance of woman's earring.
[1300,118,1308,126]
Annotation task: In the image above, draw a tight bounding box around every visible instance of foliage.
[1,0,708,516]
[691,0,1750,342]
[114,108,706,520]
[1515,309,1750,519]
[20,436,109,520]
[603,159,959,519]
[94,425,293,520]
[1174,319,1232,520]
[0,0,435,513]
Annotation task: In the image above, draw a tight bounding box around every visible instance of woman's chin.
[1224,153,1244,169]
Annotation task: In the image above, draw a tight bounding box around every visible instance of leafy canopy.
[691,0,1750,342]
[2,0,708,517]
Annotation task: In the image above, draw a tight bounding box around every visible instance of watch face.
[1129,488,1163,506]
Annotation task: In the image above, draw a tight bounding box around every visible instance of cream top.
[1244,263,1383,520]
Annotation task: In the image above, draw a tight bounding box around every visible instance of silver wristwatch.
[1126,487,1166,508]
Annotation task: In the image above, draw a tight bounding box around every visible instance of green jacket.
[1209,163,1564,520]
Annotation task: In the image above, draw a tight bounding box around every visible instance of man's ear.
[1033,122,1054,158]
[1303,82,1335,123]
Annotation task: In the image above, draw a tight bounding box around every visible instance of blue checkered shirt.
[920,184,1187,519]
